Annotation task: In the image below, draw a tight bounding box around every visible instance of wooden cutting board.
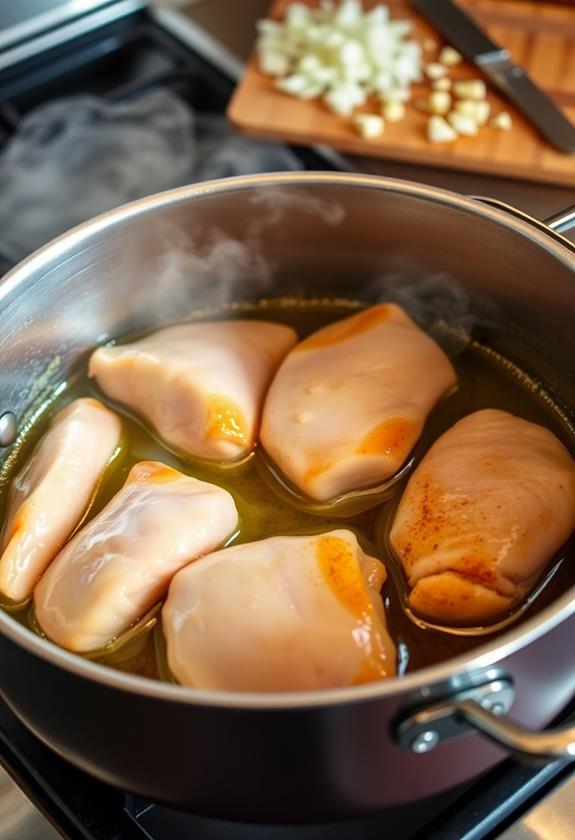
[227,0,575,186]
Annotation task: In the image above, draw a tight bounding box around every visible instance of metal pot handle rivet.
[395,678,575,763]
[0,412,17,447]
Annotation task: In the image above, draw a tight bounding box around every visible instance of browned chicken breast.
[390,409,575,624]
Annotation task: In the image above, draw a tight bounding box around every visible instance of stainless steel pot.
[1,173,575,822]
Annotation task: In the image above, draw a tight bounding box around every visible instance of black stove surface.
[0,6,333,274]
[0,7,573,839]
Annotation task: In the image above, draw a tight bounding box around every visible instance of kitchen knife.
[412,0,575,153]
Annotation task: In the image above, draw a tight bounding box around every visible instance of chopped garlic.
[425,62,448,80]
[439,46,462,66]
[491,111,512,130]
[453,79,487,101]
[353,113,385,139]
[433,77,452,91]
[382,100,405,122]
[428,90,451,115]
[448,111,479,136]
[427,115,457,143]
[455,99,490,125]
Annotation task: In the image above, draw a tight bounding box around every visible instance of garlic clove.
[427,115,457,143]
[428,90,451,115]
[453,79,487,101]
[439,46,462,66]
[491,111,513,130]
[352,113,385,138]
[448,111,479,136]
[425,62,448,80]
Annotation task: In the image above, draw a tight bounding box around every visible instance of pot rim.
[1,171,574,710]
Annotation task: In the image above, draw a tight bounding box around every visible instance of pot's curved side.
[1,612,574,821]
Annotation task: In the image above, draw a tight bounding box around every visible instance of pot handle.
[395,678,575,763]
[470,195,575,243]
[545,203,575,236]
[452,699,575,762]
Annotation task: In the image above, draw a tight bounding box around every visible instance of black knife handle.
[412,0,508,63]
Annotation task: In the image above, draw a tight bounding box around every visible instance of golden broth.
[1,299,574,683]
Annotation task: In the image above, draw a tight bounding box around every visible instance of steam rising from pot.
[0,91,302,269]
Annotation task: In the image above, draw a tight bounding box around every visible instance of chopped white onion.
[257,0,422,117]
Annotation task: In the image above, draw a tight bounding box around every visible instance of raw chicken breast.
[89,320,298,461]
[163,529,396,692]
[0,398,121,603]
[261,304,456,502]
[34,461,238,652]
[390,409,575,624]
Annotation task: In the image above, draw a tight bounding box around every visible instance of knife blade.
[412,0,575,154]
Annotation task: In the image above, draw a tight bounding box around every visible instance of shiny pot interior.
[0,173,574,820]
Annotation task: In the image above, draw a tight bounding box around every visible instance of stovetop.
[0,3,574,838]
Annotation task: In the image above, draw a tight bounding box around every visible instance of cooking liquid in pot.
[1,299,574,684]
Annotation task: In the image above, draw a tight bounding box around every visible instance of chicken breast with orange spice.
[163,530,395,692]
[390,409,575,625]
[89,320,298,461]
[0,398,121,603]
[261,304,456,501]
[34,461,238,652]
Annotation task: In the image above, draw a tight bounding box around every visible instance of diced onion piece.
[325,82,366,115]
[298,81,326,100]
[352,113,385,138]
[427,115,457,143]
[428,90,451,115]
[491,111,513,130]
[432,77,452,91]
[260,52,290,77]
[256,19,282,37]
[448,111,479,136]
[256,1,423,118]
[439,46,462,66]
[425,62,447,80]
[382,87,411,104]
[382,100,406,122]
[276,74,309,96]
[453,79,487,101]
[455,99,490,125]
